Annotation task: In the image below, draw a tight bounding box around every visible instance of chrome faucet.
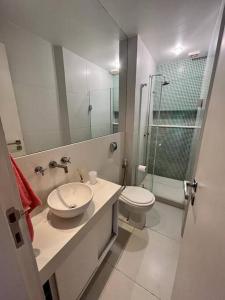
[61,156,71,164]
[34,166,46,176]
[49,160,68,173]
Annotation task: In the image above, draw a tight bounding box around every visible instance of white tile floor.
[81,202,183,300]
[146,202,183,241]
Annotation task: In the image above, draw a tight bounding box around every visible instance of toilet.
[119,186,155,229]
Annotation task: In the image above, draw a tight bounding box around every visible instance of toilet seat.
[119,186,155,207]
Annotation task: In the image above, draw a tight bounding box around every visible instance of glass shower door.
[144,71,204,207]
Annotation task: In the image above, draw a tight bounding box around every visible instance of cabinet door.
[55,227,98,300]
[55,203,117,300]
[95,206,114,258]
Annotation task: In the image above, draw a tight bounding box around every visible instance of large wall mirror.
[0,0,126,156]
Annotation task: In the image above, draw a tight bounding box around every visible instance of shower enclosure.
[137,58,207,208]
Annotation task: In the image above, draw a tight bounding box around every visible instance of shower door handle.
[184,179,198,203]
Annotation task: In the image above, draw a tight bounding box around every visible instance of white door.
[0,120,43,299]
[0,42,26,156]
[172,5,225,300]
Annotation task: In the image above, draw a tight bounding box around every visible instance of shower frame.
[139,73,203,192]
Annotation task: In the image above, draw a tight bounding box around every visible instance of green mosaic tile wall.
[153,57,206,111]
[148,57,206,180]
[148,122,195,180]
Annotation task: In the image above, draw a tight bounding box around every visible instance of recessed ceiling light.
[172,45,184,56]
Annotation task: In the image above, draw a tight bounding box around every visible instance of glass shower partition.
[142,67,205,208]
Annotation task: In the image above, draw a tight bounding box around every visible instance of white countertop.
[32,178,121,283]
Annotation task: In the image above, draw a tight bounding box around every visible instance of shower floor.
[141,174,185,208]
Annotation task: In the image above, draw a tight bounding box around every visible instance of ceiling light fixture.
[172,45,184,56]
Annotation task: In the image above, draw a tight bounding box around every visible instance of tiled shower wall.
[148,57,206,180]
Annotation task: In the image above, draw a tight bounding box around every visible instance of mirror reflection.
[0,0,124,156]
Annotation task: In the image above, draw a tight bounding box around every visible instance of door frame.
[190,2,225,179]
[172,2,225,299]
[0,119,44,299]
[180,1,225,236]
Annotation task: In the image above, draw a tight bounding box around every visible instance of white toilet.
[119,186,155,229]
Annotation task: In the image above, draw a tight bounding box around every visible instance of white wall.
[136,36,156,185]
[172,5,225,298]
[15,132,124,217]
[63,48,113,142]
[125,35,156,185]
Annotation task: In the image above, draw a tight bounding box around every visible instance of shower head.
[162,80,170,86]
[149,74,170,86]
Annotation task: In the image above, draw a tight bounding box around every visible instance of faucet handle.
[34,166,46,176]
[49,160,58,168]
[61,156,71,164]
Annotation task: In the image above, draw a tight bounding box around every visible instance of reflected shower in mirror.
[0,0,125,156]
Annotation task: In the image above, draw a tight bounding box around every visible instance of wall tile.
[155,57,206,112]
[148,57,206,180]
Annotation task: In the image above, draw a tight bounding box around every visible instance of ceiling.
[0,0,222,68]
[0,0,125,71]
[99,0,222,63]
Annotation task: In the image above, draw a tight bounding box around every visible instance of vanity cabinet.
[54,202,118,300]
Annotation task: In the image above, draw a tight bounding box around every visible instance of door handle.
[182,179,198,236]
[184,181,189,200]
[184,179,198,202]
[7,139,22,151]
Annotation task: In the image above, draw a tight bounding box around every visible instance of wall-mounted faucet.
[49,160,68,173]
[34,166,46,176]
[61,156,71,164]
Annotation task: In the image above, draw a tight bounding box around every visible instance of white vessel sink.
[47,182,93,218]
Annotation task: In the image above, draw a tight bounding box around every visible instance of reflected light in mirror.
[110,59,120,74]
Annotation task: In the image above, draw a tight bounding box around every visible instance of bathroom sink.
[47,182,93,218]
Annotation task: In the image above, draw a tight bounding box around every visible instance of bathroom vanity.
[32,178,121,300]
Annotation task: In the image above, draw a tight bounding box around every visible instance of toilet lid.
[120,186,155,206]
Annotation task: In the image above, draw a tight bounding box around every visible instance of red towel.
[10,156,41,241]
